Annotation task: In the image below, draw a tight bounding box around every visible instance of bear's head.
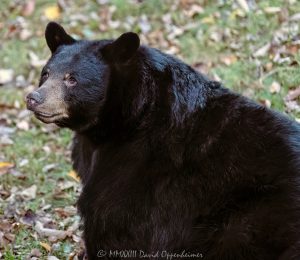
[26,22,140,131]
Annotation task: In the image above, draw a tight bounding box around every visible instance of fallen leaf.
[20,209,36,225]
[285,100,300,112]
[201,15,215,24]
[19,159,29,167]
[229,8,246,19]
[17,120,29,131]
[21,185,37,200]
[0,162,14,176]
[0,126,15,135]
[35,221,71,241]
[53,190,69,199]
[68,170,80,182]
[0,162,14,168]
[0,220,15,248]
[253,43,271,57]
[289,13,300,21]
[42,145,51,154]
[40,241,51,252]
[42,163,57,173]
[0,69,14,85]
[286,45,300,55]
[44,5,61,20]
[0,136,13,145]
[29,51,47,67]
[264,7,281,14]
[259,99,271,108]
[220,55,237,66]
[67,219,80,233]
[20,28,32,40]
[0,220,12,232]
[72,234,82,243]
[210,31,222,42]
[48,256,60,260]
[285,87,300,101]
[59,180,77,191]
[21,0,36,16]
[236,0,249,12]
[28,248,42,258]
[138,15,151,34]
[0,189,10,199]
[41,204,52,211]
[269,81,281,94]
[55,206,77,218]
[265,62,273,72]
[183,4,203,17]
[4,232,15,242]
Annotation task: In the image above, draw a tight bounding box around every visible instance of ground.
[0,0,300,259]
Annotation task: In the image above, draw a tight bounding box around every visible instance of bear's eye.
[41,72,49,81]
[66,76,77,87]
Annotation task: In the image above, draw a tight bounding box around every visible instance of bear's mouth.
[34,111,67,124]
[34,111,59,118]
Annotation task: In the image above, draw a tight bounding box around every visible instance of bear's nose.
[26,91,44,110]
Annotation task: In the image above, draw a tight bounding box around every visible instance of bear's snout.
[26,91,44,110]
[26,86,69,124]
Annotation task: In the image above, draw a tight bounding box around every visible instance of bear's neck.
[76,47,221,144]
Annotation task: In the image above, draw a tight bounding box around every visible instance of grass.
[0,0,300,258]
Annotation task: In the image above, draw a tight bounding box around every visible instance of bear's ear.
[101,32,140,63]
[45,22,76,53]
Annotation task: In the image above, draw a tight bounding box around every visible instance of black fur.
[45,22,76,53]
[40,23,300,259]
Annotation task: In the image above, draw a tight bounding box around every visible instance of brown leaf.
[54,206,77,218]
[220,55,237,66]
[0,162,14,176]
[40,241,51,252]
[4,232,15,242]
[20,185,37,200]
[286,44,300,55]
[29,248,42,258]
[0,219,15,248]
[20,209,37,225]
[285,87,300,101]
[21,0,36,16]
[0,220,12,232]
[265,62,273,72]
[35,221,71,241]
[183,4,203,17]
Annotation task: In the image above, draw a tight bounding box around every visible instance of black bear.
[27,22,300,259]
